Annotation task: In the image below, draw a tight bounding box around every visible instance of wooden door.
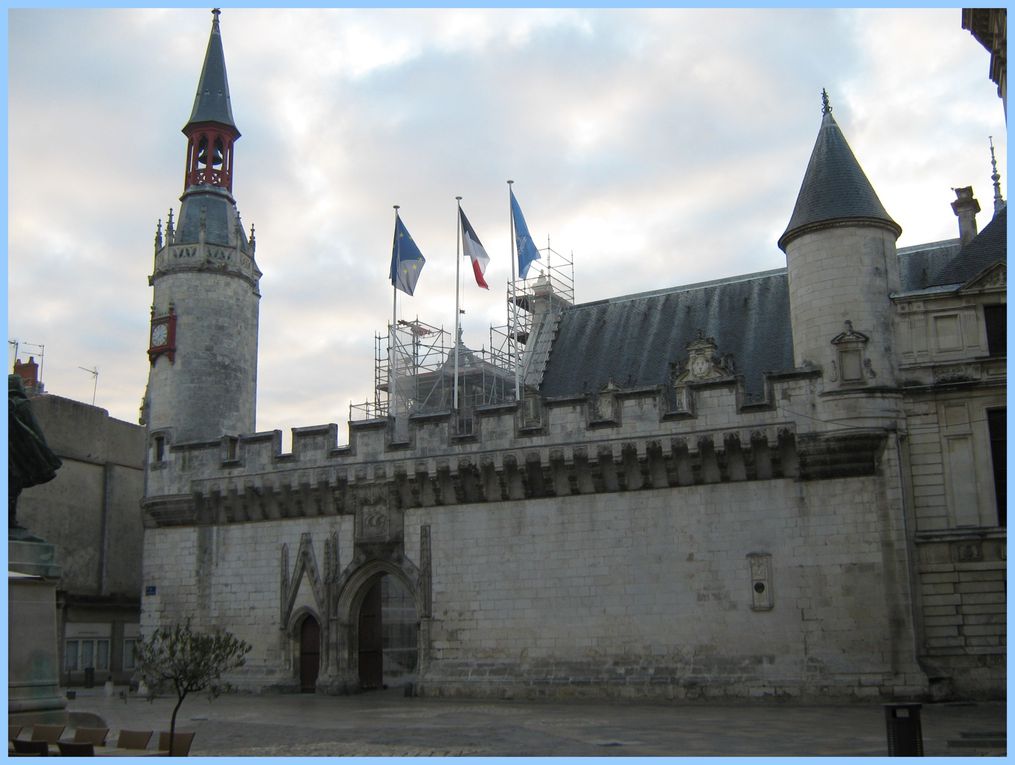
[358,579,383,689]
[299,616,320,693]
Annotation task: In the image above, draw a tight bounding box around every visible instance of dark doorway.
[356,574,419,691]
[299,616,320,693]
[358,579,383,689]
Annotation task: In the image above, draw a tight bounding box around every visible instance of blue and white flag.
[510,189,541,279]
[389,214,425,296]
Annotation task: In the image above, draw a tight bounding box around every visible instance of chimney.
[13,356,43,395]
[951,186,981,245]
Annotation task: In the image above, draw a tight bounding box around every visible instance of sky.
[8,7,1007,447]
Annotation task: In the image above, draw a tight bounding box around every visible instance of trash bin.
[84,666,95,688]
[884,702,923,756]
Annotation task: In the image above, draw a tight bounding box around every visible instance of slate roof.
[928,205,1007,287]
[185,11,238,133]
[779,111,900,250]
[897,239,963,292]
[538,270,793,402]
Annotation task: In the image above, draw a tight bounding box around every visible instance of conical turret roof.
[184,9,238,133]
[778,101,899,251]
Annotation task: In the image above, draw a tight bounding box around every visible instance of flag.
[459,207,490,290]
[389,214,425,295]
[510,189,541,279]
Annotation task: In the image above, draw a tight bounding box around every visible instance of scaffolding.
[350,241,575,430]
[349,318,516,434]
[490,241,574,395]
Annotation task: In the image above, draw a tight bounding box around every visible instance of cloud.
[7,8,1005,441]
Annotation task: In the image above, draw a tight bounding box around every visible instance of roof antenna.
[989,136,1005,217]
[820,89,832,115]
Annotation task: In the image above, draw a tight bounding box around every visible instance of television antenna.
[8,339,46,379]
[78,366,98,405]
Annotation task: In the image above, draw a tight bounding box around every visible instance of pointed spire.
[990,136,1005,217]
[185,8,238,133]
[779,91,901,251]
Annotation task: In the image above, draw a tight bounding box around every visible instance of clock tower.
[142,9,261,452]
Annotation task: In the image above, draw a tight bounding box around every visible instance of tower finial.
[821,89,832,115]
[989,135,1005,217]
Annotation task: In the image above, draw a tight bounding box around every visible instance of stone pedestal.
[9,532,66,714]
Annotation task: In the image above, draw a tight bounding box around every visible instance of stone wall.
[141,424,929,698]
[17,394,145,597]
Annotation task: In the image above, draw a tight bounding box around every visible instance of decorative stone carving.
[747,553,774,611]
[588,380,621,426]
[518,391,543,431]
[356,499,390,542]
[280,532,326,629]
[682,331,733,382]
[830,320,871,383]
[933,364,977,383]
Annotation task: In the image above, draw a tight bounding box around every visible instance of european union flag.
[390,214,426,296]
[510,189,541,279]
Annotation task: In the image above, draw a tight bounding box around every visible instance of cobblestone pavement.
[63,688,1006,757]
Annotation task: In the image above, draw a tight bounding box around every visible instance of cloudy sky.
[8,7,1006,446]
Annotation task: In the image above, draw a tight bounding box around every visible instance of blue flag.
[389,214,425,296]
[510,189,541,279]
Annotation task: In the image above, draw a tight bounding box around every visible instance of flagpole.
[391,205,400,420]
[454,196,462,412]
[508,180,520,401]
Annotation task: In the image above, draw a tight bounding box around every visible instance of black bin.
[84,666,95,688]
[884,703,923,756]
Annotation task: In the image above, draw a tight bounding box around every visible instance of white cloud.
[8,8,1005,441]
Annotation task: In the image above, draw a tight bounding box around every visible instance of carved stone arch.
[331,557,423,691]
[280,533,327,629]
[287,605,324,692]
[335,557,422,625]
[286,604,323,638]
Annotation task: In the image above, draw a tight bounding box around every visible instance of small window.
[152,435,165,463]
[65,640,79,671]
[122,639,137,671]
[839,349,863,382]
[984,304,1006,356]
[65,639,110,671]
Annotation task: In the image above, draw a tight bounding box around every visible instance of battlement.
[151,239,259,287]
[144,369,894,527]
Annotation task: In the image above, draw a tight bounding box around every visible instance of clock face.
[151,323,169,347]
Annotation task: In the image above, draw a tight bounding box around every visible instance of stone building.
[140,13,1006,700]
[13,359,146,688]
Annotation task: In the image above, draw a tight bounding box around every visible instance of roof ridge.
[571,267,787,310]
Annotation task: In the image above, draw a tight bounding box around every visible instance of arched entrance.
[355,573,418,691]
[299,615,320,693]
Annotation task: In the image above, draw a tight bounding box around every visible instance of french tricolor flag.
[459,207,490,289]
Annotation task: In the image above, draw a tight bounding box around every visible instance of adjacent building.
[13,359,146,688]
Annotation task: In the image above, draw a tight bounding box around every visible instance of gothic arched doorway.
[355,574,418,691]
[299,615,320,693]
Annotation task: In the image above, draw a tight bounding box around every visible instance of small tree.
[135,620,251,755]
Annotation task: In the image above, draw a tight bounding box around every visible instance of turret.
[779,92,901,394]
[143,9,261,454]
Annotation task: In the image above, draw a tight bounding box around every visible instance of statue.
[8,374,61,529]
